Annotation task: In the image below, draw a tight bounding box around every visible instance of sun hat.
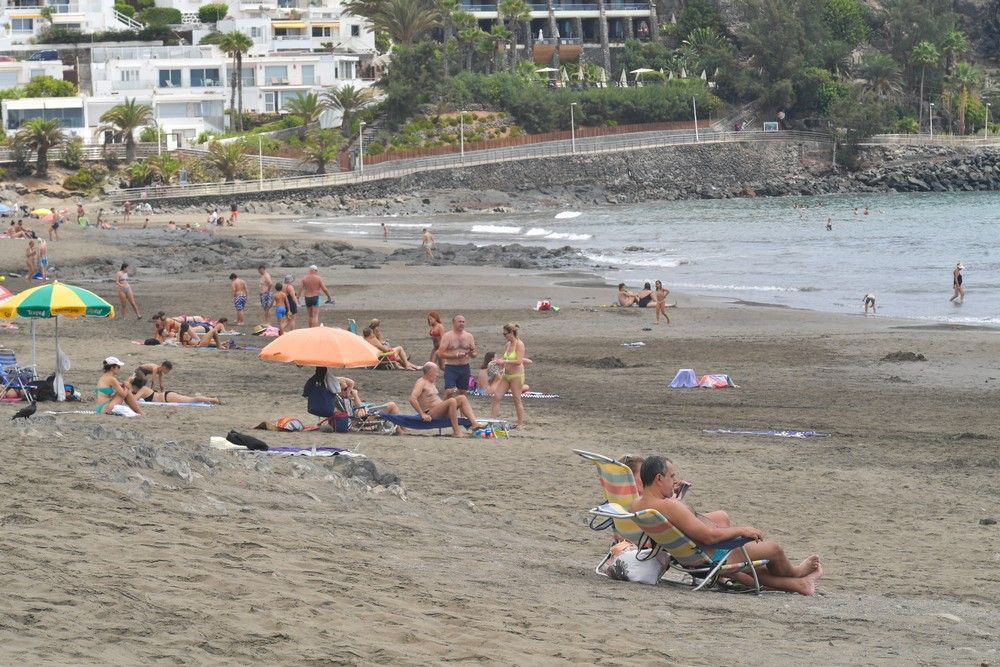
[957,262,964,269]
[284,274,293,283]
[308,264,318,271]
[105,356,123,367]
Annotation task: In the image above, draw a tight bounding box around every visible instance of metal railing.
[862,133,1000,147]
[107,130,828,203]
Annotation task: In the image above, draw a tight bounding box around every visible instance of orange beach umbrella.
[258,325,382,368]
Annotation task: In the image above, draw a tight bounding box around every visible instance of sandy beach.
[1,213,998,665]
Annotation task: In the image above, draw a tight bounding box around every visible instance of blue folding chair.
[0,348,35,400]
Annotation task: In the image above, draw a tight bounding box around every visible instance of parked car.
[27,50,59,61]
[0,56,14,63]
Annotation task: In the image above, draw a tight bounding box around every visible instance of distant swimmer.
[950,262,965,304]
[864,207,870,215]
[853,208,858,215]
[863,293,876,314]
[826,218,832,231]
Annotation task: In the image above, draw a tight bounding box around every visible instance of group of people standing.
[229,265,332,332]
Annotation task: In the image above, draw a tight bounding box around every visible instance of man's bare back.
[300,273,325,297]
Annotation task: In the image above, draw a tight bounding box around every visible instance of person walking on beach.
[229,203,238,226]
[382,222,388,243]
[422,228,435,260]
[409,362,485,438]
[283,275,298,330]
[950,262,965,304]
[438,314,476,399]
[654,280,670,325]
[122,200,131,225]
[491,322,528,429]
[273,284,290,335]
[50,211,62,241]
[116,262,141,320]
[299,265,332,328]
[37,239,48,281]
[76,202,84,224]
[863,293,876,315]
[230,273,248,325]
[25,240,38,283]
[258,265,273,325]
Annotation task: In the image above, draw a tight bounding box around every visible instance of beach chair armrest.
[588,502,635,519]
[704,537,754,551]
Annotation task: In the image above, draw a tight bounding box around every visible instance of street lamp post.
[692,96,699,142]
[358,120,366,173]
[459,110,465,160]
[258,135,263,188]
[987,102,992,140]
[570,102,577,154]
[929,102,935,139]
[154,95,161,157]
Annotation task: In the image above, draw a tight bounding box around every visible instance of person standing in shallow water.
[950,263,965,304]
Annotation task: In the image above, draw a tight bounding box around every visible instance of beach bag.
[599,542,670,585]
[333,411,350,433]
[143,338,161,346]
[226,431,268,451]
[303,378,335,418]
[276,416,304,432]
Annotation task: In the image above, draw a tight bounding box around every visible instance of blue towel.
[381,413,471,430]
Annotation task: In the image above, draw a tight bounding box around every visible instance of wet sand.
[0,215,998,665]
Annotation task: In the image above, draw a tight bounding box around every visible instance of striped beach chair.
[0,348,35,400]
[623,507,768,593]
[573,450,642,537]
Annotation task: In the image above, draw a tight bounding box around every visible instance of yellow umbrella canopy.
[258,325,382,368]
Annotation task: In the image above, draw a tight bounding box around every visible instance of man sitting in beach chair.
[631,456,823,596]
[402,362,485,438]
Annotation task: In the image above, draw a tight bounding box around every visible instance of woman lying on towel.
[130,372,220,404]
[179,321,226,348]
[96,357,144,417]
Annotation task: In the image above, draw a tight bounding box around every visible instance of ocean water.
[306,191,1000,326]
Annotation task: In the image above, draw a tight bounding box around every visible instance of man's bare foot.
[451,430,467,438]
[792,555,822,578]
[469,422,487,430]
[791,562,823,596]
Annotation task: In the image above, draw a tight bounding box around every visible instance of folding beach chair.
[573,449,644,542]
[591,506,768,594]
[0,348,35,401]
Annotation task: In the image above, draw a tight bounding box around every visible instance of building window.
[120,69,140,82]
[264,91,276,112]
[251,27,262,38]
[7,107,84,130]
[241,66,256,87]
[29,69,45,79]
[158,69,181,88]
[11,18,34,32]
[351,24,360,37]
[264,65,287,85]
[190,68,220,87]
[312,26,334,37]
[301,65,314,85]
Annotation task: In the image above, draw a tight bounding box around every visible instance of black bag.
[303,378,335,418]
[226,430,268,451]
[30,374,59,402]
[143,338,161,346]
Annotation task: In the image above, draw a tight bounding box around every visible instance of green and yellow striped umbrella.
[0,282,114,320]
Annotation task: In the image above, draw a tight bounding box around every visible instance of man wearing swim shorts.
[258,265,273,325]
[437,314,476,399]
[273,284,290,335]
[299,265,332,328]
[230,273,248,325]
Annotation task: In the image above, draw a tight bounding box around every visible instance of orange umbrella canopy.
[258,325,382,368]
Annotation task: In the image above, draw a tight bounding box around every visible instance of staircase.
[112,8,145,31]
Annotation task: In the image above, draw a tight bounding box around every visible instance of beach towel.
[669,369,698,388]
[704,428,831,439]
[698,374,738,388]
[469,388,559,399]
[140,401,214,407]
[263,446,355,457]
[622,342,645,348]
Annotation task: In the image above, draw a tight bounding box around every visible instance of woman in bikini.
[635,282,656,308]
[179,322,225,348]
[427,311,444,363]
[95,357,143,416]
[950,262,965,303]
[491,322,531,429]
[130,374,220,404]
[654,280,670,325]
[478,351,530,396]
[115,263,141,320]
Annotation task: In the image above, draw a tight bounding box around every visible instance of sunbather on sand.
[130,373,220,404]
[409,362,485,437]
[620,455,728,530]
[96,357,143,417]
[364,322,419,370]
[631,456,823,595]
[137,360,172,391]
[151,313,179,342]
[337,376,405,434]
[617,283,639,306]
[179,322,225,348]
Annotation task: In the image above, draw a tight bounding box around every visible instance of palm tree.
[489,25,511,73]
[940,30,969,76]
[14,118,64,177]
[206,140,249,182]
[300,129,342,174]
[98,97,153,163]
[285,91,325,140]
[861,54,902,101]
[125,160,160,188]
[347,0,438,45]
[217,31,253,132]
[597,0,611,75]
[947,62,984,135]
[545,0,559,70]
[437,0,458,78]
[911,41,940,129]
[323,84,376,134]
[499,0,530,71]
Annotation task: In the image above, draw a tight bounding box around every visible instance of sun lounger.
[0,348,35,400]
[380,413,471,435]
[591,506,768,594]
[573,449,645,541]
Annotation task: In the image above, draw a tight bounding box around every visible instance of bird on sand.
[10,402,36,421]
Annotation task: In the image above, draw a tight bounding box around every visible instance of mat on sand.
[140,401,214,407]
[704,428,831,439]
[469,389,559,399]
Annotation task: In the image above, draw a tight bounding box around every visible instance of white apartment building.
[0,57,63,88]
[0,0,141,47]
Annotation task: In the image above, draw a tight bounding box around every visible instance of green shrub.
[63,167,103,192]
[60,137,83,170]
[896,116,918,134]
[38,25,173,44]
[198,3,228,23]
[114,3,136,18]
[0,167,7,181]
[103,152,120,170]
[24,76,76,98]
[138,7,182,27]
[365,140,384,155]
[138,125,164,143]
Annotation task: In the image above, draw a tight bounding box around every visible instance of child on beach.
[273,284,290,335]
[654,280,670,325]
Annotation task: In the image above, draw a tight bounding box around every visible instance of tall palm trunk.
[36,148,48,176]
[236,52,244,131]
[443,19,452,78]
[125,135,136,163]
[918,65,925,129]
[958,90,968,135]
[509,20,518,71]
[229,53,238,131]
[598,0,611,75]
[546,0,560,70]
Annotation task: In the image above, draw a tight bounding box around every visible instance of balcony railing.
[462,1,649,10]
[6,0,78,10]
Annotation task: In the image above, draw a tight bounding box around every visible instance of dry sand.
[1,214,998,665]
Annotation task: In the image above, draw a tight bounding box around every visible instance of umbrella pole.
[54,316,64,402]
[31,319,36,372]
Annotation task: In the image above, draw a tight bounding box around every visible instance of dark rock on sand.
[881,351,927,362]
[575,356,630,369]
